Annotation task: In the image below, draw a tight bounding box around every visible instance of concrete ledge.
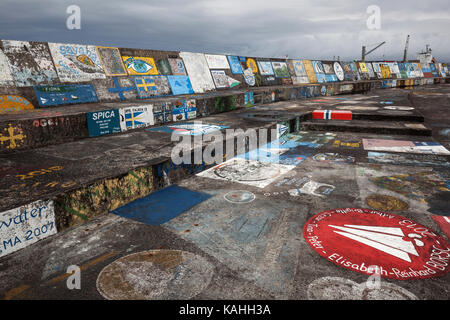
[0,79,438,154]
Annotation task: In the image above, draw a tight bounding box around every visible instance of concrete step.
[300,119,432,136]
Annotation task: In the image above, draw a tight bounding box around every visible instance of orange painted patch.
[0,95,34,113]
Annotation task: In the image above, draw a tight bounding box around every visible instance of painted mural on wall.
[302,60,318,83]
[134,75,172,98]
[0,95,34,113]
[288,59,309,84]
[372,62,383,79]
[157,59,172,75]
[366,62,376,79]
[380,64,391,79]
[96,76,138,101]
[96,46,127,76]
[48,42,105,82]
[272,61,290,78]
[257,60,275,76]
[119,105,154,131]
[226,75,241,88]
[211,70,230,89]
[312,60,326,83]
[204,54,230,69]
[333,62,345,81]
[227,55,243,74]
[87,109,121,137]
[244,92,254,107]
[243,67,256,86]
[2,40,59,87]
[0,200,56,258]
[153,102,172,125]
[179,52,216,93]
[166,75,195,95]
[0,48,14,86]
[322,62,338,82]
[34,84,98,106]
[245,58,258,74]
[122,56,159,75]
[172,99,196,121]
[168,58,187,76]
[349,62,362,80]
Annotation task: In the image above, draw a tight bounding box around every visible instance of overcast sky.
[1,0,449,61]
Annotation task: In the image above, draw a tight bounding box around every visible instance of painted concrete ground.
[1,85,450,300]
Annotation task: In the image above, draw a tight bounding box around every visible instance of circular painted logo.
[303,208,450,280]
[333,62,345,81]
[224,190,255,203]
[320,86,327,96]
[96,250,214,300]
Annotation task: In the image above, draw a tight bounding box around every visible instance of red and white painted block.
[431,215,450,239]
[312,110,352,120]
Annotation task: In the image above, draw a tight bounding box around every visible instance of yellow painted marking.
[3,284,31,300]
[136,81,156,92]
[0,124,26,149]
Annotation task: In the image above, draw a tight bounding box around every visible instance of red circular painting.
[303,208,450,280]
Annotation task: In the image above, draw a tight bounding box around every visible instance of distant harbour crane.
[361,41,386,61]
[402,35,410,62]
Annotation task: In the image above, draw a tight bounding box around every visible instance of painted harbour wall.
[0,39,449,153]
[1,38,450,258]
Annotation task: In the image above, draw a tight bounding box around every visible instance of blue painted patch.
[87,109,121,137]
[167,75,195,95]
[244,92,254,107]
[34,84,98,106]
[325,74,338,82]
[312,61,327,83]
[108,76,136,101]
[112,185,211,225]
[227,56,243,74]
[413,141,440,146]
[380,101,394,104]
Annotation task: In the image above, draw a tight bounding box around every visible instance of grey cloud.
[0,0,449,61]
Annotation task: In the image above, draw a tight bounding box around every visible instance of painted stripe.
[3,284,31,300]
[45,251,118,286]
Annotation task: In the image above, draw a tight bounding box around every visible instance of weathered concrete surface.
[0,79,380,153]
[1,84,450,300]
